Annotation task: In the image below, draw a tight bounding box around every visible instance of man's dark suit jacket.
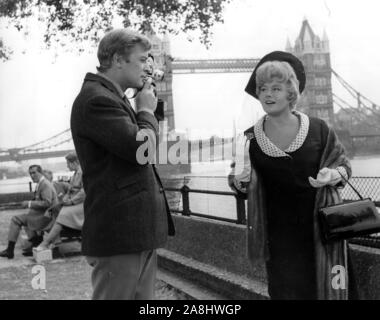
[70,73,175,257]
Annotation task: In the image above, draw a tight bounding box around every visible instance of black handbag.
[319,172,380,243]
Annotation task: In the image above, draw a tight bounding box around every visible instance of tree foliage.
[0,0,231,60]
[0,38,13,60]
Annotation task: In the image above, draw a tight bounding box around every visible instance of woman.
[230,51,352,299]
[37,152,85,250]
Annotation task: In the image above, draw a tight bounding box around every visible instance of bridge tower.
[286,19,334,125]
[145,31,175,133]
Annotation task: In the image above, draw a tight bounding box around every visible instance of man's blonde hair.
[97,29,151,72]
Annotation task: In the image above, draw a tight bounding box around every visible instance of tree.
[0,38,12,60]
[0,0,231,60]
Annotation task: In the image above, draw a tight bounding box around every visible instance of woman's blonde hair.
[255,61,300,109]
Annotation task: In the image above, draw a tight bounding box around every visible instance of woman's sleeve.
[228,132,251,195]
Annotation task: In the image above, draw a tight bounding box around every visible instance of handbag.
[319,172,380,243]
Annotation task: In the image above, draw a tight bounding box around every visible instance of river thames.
[1,155,379,221]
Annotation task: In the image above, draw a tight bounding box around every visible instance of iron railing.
[163,176,380,248]
[165,185,246,224]
[1,176,379,248]
[340,177,380,205]
[0,181,33,193]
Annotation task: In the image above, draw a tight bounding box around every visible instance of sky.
[0,0,380,148]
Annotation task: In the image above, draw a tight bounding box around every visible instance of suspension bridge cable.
[333,92,380,120]
[19,128,72,150]
[23,138,73,153]
[332,74,380,116]
[331,68,380,114]
[333,101,380,131]
[333,97,367,123]
[333,95,380,130]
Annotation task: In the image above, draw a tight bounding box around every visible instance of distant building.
[286,19,334,125]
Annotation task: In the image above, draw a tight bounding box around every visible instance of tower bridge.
[172,58,260,73]
[1,19,379,163]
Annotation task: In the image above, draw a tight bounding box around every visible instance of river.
[1,156,379,220]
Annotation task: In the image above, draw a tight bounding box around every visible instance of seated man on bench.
[36,152,85,251]
[0,165,58,259]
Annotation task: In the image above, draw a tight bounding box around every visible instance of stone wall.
[160,214,380,299]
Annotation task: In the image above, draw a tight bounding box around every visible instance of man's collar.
[84,72,125,99]
[34,175,45,188]
[84,72,136,116]
[96,72,125,98]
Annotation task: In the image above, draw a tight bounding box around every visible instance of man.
[0,165,58,259]
[70,29,175,300]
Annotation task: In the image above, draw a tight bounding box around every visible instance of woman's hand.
[234,179,248,193]
[228,160,251,193]
[229,173,250,193]
[308,167,341,188]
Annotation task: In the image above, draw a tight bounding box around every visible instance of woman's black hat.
[245,51,306,99]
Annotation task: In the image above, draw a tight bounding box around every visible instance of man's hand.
[308,167,341,188]
[135,78,157,115]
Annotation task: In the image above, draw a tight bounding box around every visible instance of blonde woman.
[230,51,353,299]
[37,152,85,250]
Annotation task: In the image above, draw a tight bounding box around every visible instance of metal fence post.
[235,195,246,224]
[180,185,191,216]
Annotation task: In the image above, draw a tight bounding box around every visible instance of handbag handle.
[337,170,364,200]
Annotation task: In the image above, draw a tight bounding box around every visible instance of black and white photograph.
[0,0,380,304]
